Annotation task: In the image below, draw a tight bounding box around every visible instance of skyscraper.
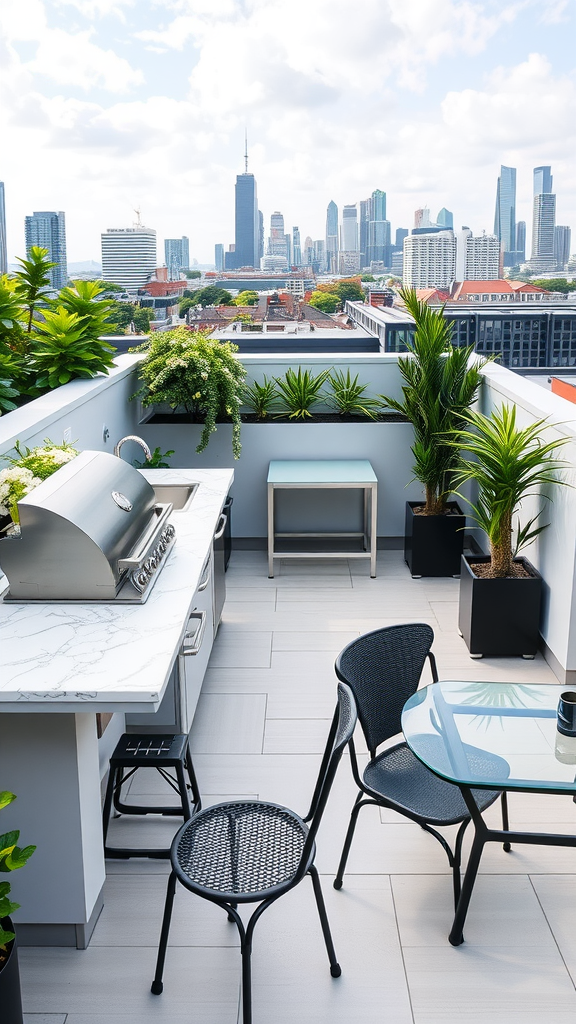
[414,207,432,229]
[164,236,189,277]
[395,228,408,248]
[516,221,526,263]
[340,205,359,252]
[0,182,6,275]
[258,210,264,262]
[531,165,556,270]
[267,211,288,268]
[292,227,302,267]
[554,226,571,270]
[325,201,338,271]
[214,243,224,272]
[494,165,516,266]
[403,230,456,288]
[24,210,67,289]
[367,189,390,266]
[101,224,157,291]
[437,208,453,229]
[455,229,500,281]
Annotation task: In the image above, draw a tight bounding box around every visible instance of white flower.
[0,467,43,518]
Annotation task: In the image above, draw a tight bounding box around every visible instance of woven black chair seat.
[363,742,500,825]
[173,801,311,902]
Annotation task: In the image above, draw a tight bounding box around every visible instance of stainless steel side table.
[267,459,378,578]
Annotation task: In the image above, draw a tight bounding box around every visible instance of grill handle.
[118,502,173,570]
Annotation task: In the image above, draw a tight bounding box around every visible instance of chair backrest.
[335,624,435,755]
[298,681,357,873]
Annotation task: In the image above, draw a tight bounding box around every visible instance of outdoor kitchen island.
[0,467,233,948]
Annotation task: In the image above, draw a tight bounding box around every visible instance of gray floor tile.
[208,629,272,668]
[190,693,267,753]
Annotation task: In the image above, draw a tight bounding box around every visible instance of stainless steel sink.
[152,483,198,511]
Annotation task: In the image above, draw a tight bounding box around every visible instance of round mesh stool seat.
[173,801,311,902]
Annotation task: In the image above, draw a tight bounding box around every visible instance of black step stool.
[102,733,201,859]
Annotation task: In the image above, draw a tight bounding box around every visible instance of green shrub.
[274,367,331,420]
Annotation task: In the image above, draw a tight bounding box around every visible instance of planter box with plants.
[0,791,35,1024]
[380,289,486,578]
[451,403,570,658]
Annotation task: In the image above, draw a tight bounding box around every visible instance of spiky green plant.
[326,369,381,419]
[14,246,55,334]
[274,367,331,420]
[243,375,280,419]
[380,288,486,515]
[450,403,570,578]
[133,327,246,458]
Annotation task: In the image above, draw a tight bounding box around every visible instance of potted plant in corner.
[451,403,569,658]
[0,791,36,1024]
[381,288,486,577]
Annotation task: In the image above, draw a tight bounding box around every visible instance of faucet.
[114,435,152,462]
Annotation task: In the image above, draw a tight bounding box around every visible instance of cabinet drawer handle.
[181,611,207,655]
[197,561,211,592]
[213,512,227,540]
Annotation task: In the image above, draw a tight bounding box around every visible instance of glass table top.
[402,681,576,793]
[267,460,377,484]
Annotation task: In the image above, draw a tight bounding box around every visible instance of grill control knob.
[164,524,176,540]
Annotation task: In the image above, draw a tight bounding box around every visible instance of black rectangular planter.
[404,501,466,577]
[458,554,543,657]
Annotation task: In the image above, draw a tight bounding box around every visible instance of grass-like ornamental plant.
[0,791,36,954]
[381,288,486,515]
[133,327,246,458]
[450,403,570,578]
[274,367,331,420]
[242,375,280,419]
[326,369,381,419]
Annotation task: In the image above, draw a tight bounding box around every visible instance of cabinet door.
[178,552,214,733]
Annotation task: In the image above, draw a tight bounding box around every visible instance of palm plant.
[242,375,280,419]
[13,247,55,334]
[274,367,331,420]
[381,288,486,515]
[326,369,381,419]
[451,403,570,578]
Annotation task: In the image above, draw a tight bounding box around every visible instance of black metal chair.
[333,624,508,906]
[151,682,357,1024]
[102,733,201,859]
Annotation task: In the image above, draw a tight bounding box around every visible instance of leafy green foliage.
[134,327,246,457]
[109,301,154,333]
[308,290,340,313]
[31,306,116,390]
[133,446,175,469]
[14,247,55,333]
[381,287,486,515]
[186,286,234,308]
[58,280,118,342]
[531,278,576,294]
[233,290,259,306]
[274,367,331,420]
[185,270,202,279]
[0,791,35,951]
[0,377,18,414]
[450,404,570,578]
[243,375,280,419]
[326,369,381,419]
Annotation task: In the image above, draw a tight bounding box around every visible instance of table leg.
[370,484,377,578]
[267,483,275,578]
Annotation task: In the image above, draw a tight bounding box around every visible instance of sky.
[1,0,575,267]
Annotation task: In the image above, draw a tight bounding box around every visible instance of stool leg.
[184,741,202,814]
[151,870,178,995]
[102,766,117,848]
[175,759,193,821]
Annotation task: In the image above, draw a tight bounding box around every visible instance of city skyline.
[0,1,575,265]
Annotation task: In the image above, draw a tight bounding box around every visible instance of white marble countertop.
[0,468,233,712]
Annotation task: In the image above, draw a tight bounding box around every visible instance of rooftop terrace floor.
[20,550,576,1024]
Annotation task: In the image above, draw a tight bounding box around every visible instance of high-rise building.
[455,229,500,281]
[403,230,456,288]
[215,243,224,272]
[414,207,432,229]
[164,236,189,277]
[292,227,302,267]
[24,210,67,289]
[325,200,338,271]
[340,205,359,252]
[0,182,6,275]
[258,210,264,263]
[437,208,454,229]
[395,228,408,248]
[366,190,390,267]
[530,165,556,270]
[494,165,516,266]
[516,221,526,263]
[101,224,157,291]
[554,226,571,271]
[359,198,370,270]
[267,211,288,268]
[231,170,259,268]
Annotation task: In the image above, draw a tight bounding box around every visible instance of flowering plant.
[0,437,78,525]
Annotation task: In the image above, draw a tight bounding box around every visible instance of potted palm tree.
[0,791,35,1024]
[381,289,486,577]
[452,403,569,657]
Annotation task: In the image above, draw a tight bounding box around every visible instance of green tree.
[233,290,259,306]
[334,278,364,303]
[14,247,55,333]
[531,278,576,294]
[178,297,195,317]
[108,301,154,333]
[192,286,234,307]
[185,270,202,279]
[308,290,340,313]
[361,274,376,282]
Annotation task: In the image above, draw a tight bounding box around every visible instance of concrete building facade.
[101,226,157,291]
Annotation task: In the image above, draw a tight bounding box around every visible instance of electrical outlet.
[103,425,110,443]
[63,427,72,443]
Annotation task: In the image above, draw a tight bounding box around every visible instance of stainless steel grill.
[0,451,176,603]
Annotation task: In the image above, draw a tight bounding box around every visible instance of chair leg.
[501,792,511,852]
[309,864,341,977]
[174,759,194,821]
[151,870,178,994]
[333,794,365,890]
[184,741,202,815]
[240,934,253,1024]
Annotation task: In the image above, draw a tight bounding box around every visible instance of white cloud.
[24,28,143,91]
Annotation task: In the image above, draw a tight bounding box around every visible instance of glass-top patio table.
[402,680,576,946]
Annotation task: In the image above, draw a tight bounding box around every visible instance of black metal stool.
[102,733,201,859]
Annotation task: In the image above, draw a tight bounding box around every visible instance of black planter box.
[458,554,543,657]
[404,501,466,577]
[0,919,23,1024]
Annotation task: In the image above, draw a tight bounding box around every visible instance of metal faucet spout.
[114,435,152,462]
